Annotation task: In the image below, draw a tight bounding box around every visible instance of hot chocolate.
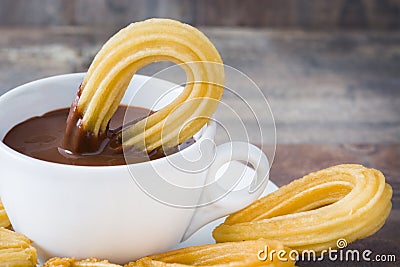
[3,105,194,166]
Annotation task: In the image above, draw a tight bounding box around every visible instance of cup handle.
[181,141,270,241]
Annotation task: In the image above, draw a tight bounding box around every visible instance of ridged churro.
[0,227,37,267]
[213,164,393,252]
[126,240,295,267]
[44,257,122,267]
[0,200,10,228]
[44,241,295,267]
[64,18,224,153]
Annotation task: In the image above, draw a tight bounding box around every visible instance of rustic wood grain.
[0,0,70,26]
[1,27,398,144]
[0,0,400,30]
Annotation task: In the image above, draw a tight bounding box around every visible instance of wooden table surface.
[0,27,399,266]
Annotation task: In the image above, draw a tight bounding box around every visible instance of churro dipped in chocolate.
[63,19,224,155]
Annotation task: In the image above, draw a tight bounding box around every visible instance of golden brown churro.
[44,257,122,267]
[0,227,37,267]
[44,241,295,267]
[0,200,10,228]
[126,240,295,267]
[213,164,393,252]
[64,18,224,153]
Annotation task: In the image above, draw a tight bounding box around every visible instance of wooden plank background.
[1,27,399,144]
[0,0,399,30]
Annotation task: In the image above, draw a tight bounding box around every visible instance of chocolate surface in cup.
[3,105,194,166]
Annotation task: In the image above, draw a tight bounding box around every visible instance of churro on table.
[0,200,10,229]
[213,164,393,252]
[45,240,295,267]
[0,227,37,267]
[44,257,122,267]
[127,240,295,266]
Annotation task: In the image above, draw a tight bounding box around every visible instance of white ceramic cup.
[0,73,269,264]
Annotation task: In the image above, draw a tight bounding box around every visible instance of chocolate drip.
[62,84,109,154]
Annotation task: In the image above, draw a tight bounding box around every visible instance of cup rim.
[0,73,217,170]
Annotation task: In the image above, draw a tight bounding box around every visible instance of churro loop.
[64,18,224,153]
[0,200,11,228]
[213,164,393,252]
[126,240,295,267]
[0,227,37,267]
